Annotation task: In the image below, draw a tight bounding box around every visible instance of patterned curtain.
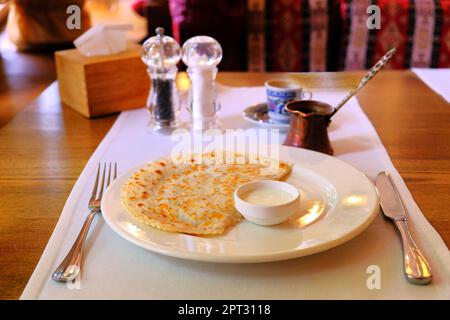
[340,0,450,70]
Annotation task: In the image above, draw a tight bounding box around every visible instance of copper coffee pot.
[283,100,334,155]
[283,48,397,155]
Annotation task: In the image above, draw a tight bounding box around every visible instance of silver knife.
[375,171,432,285]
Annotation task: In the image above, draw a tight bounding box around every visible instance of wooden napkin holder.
[55,43,149,118]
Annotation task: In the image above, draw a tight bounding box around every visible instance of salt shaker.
[142,27,181,133]
[181,36,223,131]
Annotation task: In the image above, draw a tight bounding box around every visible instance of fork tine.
[89,163,101,202]
[106,162,112,187]
[114,162,118,179]
[97,163,107,200]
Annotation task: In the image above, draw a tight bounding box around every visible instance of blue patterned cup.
[265,80,313,123]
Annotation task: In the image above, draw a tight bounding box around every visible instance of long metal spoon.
[330,47,397,118]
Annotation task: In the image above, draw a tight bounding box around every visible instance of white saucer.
[242,103,290,130]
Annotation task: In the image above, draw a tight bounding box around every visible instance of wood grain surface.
[0,71,448,299]
[0,51,55,127]
[55,44,149,118]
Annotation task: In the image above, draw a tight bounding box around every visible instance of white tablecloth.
[412,68,450,103]
[21,85,450,299]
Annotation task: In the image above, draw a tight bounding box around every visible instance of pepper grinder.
[181,36,223,131]
[142,27,181,133]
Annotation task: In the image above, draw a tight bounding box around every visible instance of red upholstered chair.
[131,0,147,17]
[169,0,247,71]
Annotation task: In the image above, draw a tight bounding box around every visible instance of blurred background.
[0,0,449,126]
[0,0,148,127]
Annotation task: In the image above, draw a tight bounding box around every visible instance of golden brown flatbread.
[121,152,292,235]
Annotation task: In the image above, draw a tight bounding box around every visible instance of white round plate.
[102,146,379,263]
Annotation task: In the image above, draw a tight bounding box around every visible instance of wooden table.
[0,71,449,299]
[0,50,55,127]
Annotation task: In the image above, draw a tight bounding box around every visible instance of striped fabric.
[264,0,309,71]
[169,0,450,71]
[437,0,450,67]
[247,0,266,71]
[342,0,372,70]
[247,0,339,72]
[340,0,450,70]
[309,0,330,71]
[411,0,436,67]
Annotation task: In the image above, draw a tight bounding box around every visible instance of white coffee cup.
[265,80,313,122]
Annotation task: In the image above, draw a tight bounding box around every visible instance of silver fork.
[52,162,117,282]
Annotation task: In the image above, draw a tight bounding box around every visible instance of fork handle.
[52,210,98,282]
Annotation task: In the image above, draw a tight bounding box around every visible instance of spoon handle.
[330,47,397,117]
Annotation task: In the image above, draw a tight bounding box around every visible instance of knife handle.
[394,218,432,285]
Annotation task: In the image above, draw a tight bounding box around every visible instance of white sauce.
[241,188,294,206]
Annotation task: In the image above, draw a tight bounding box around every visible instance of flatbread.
[121,152,292,235]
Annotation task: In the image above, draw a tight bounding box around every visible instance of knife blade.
[375,171,432,285]
[376,171,407,220]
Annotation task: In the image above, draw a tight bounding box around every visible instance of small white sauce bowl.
[234,180,300,226]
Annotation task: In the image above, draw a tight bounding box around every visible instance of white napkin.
[74,23,133,56]
[21,86,450,299]
[412,68,450,103]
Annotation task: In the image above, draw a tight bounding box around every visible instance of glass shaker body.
[186,66,221,131]
[147,66,179,131]
[182,36,223,132]
[142,27,181,134]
